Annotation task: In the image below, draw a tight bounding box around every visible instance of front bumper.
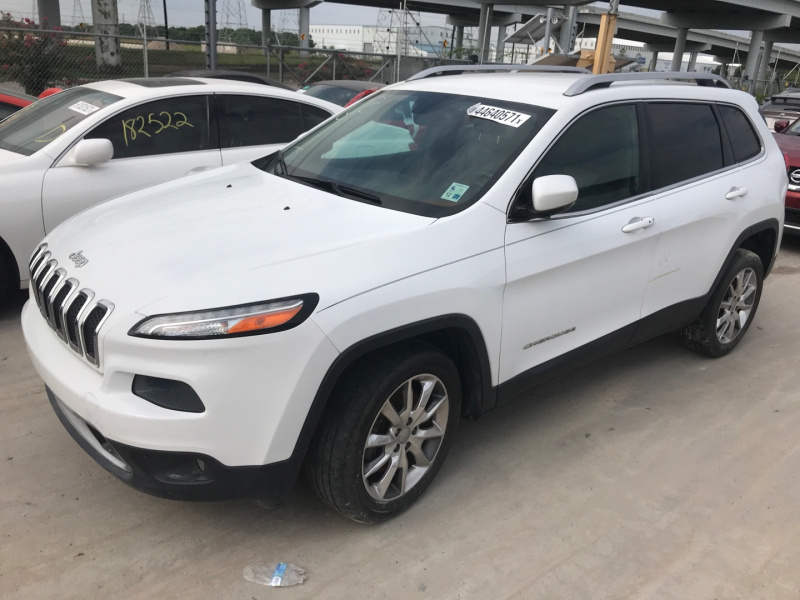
[47,386,297,502]
[22,298,340,501]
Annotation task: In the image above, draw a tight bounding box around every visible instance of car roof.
[81,77,341,112]
[309,80,386,91]
[393,73,589,109]
[392,72,743,110]
[0,87,36,104]
[167,69,292,90]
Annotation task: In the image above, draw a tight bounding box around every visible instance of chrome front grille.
[29,244,114,367]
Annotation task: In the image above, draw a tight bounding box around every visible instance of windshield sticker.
[68,101,101,116]
[441,182,469,202]
[467,103,531,128]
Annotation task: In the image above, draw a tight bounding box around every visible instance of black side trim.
[48,387,296,503]
[497,323,636,406]
[287,314,494,462]
[630,297,707,346]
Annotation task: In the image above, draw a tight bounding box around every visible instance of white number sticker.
[68,101,100,116]
[467,103,531,128]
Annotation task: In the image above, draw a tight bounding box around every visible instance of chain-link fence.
[0,22,472,96]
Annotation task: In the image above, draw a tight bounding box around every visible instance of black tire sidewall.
[327,344,461,522]
[702,249,764,357]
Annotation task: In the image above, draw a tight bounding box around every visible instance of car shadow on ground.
[0,289,28,323]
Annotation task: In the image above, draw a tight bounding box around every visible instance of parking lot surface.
[2,238,800,600]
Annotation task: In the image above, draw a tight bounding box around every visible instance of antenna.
[136,0,156,32]
[220,0,249,42]
[71,0,87,26]
[276,8,298,45]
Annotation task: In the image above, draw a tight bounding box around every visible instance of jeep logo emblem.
[69,251,89,268]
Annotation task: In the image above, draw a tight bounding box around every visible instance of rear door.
[639,102,764,324]
[41,94,220,233]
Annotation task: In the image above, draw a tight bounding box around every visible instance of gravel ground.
[2,237,800,600]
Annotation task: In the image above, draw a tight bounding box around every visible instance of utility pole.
[593,0,619,74]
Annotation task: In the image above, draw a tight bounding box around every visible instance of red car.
[773,118,800,234]
[0,87,61,120]
[0,88,36,120]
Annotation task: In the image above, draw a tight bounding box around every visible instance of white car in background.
[0,77,340,303]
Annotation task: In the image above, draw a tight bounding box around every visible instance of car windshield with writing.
[258,90,554,217]
[0,87,122,156]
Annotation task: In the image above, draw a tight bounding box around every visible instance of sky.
[1,0,651,29]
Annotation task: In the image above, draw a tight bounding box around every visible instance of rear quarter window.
[645,103,723,190]
[718,104,761,163]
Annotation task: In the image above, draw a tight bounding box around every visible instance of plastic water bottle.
[243,563,306,587]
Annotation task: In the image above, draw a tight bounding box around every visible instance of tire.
[0,253,8,307]
[679,249,763,358]
[306,341,461,523]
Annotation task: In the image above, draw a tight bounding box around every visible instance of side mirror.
[71,138,113,166]
[531,174,579,216]
[774,120,790,133]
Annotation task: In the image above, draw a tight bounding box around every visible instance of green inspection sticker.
[441,182,469,202]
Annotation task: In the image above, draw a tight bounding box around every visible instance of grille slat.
[27,244,114,368]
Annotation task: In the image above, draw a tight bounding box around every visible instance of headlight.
[129,294,319,340]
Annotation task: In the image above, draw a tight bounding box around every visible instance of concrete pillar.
[261,9,271,46]
[757,39,774,86]
[495,25,506,62]
[688,51,698,71]
[649,51,659,72]
[92,0,121,71]
[543,7,554,55]
[559,5,578,54]
[36,0,61,27]
[299,5,310,57]
[478,4,493,64]
[743,29,764,91]
[671,28,688,71]
[455,25,464,51]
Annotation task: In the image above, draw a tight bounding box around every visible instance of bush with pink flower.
[0,12,65,95]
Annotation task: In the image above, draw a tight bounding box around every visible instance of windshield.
[256,90,554,217]
[0,87,122,156]
[301,84,362,106]
[784,118,800,136]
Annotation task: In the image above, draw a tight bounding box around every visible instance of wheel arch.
[709,219,779,298]
[0,234,21,302]
[738,219,779,278]
[289,315,495,470]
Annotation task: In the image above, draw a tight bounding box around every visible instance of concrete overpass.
[31,0,800,89]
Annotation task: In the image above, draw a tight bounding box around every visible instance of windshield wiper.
[291,175,382,205]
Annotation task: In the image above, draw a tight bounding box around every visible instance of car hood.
[0,147,26,164]
[39,162,439,317]
[773,131,800,158]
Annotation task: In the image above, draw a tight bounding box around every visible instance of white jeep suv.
[22,68,786,523]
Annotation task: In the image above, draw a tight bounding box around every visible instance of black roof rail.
[407,64,591,81]
[563,72,731,96]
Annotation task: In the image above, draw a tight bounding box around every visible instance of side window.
[718,104,761,163]
[646,103,723,189]
[85,95,211,160]
[532,104,640,212]
[301,104,332,130]
[217,95,304,148]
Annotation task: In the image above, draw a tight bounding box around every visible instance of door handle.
[725,187,748,200]
[621,216,655,233]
